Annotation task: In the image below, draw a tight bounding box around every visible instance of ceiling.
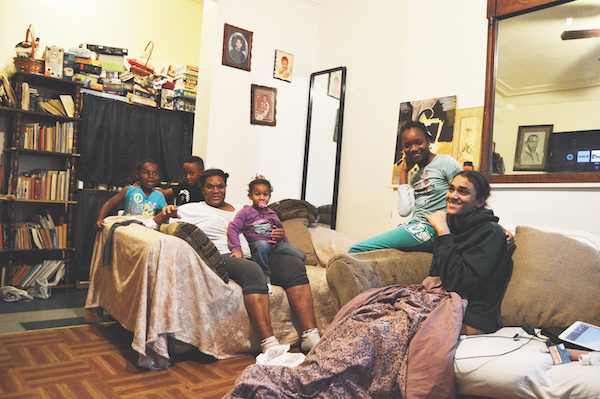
[496,0,600,97]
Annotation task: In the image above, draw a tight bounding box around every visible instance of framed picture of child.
[251,84,277,126]
[273,50,293,83]
[222,24,253,71]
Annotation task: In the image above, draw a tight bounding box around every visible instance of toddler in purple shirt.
[227,176,306,293]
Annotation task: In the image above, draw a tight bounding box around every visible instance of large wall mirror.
[482,0,600,183]
[301,67,346,229]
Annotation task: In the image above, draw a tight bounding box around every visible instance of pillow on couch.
[282,218,318,266]
[501,226,600,328]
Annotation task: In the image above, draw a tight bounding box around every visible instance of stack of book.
[173,65,198,112]
[13,212,67,250]
[11,169,71,201]
[9,260,66,288]
[20,121,74,153]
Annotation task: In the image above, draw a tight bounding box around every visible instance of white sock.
[301,328,320,353]
[261,336,279,353]
[266,276,273,295]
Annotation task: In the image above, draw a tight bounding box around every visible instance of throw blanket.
[225,277,466,399]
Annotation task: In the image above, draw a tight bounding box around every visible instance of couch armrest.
[308,225,364,267]
[326,249,432,308]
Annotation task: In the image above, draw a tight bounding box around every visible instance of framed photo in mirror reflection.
[513,125,553,171]
[328,72,342,99]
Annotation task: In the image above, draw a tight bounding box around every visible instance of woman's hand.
[270,227,284,243]
[230,251,244,259]
[425,210,451,236]
[504,228,515,250]
[154,205,179,225]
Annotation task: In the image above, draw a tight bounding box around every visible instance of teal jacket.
[429,208,512,333]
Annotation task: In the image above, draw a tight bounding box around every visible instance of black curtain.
[77,93,194,186]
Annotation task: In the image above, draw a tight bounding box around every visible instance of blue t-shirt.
[410,154,462,223]
[124,185,167,216]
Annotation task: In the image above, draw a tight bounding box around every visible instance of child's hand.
[230,251,244,259]
[95,220,105,231]
[270,227,284,242]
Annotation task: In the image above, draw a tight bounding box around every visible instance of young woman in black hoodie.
[426,170,512,334]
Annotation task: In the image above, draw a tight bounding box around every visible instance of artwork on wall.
[453,107,483,171]
[273,50,293,82]
[222,24,253,71]
[391,96,457,184]
[328,72,342,99]
[513,124,553,171]
[251,84,276,126]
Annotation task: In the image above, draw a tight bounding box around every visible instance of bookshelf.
[0,72,82,288]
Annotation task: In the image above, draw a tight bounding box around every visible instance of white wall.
[0,0,203,74]
[198,0,320,204]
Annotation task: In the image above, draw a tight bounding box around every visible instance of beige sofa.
[309,224,600,399]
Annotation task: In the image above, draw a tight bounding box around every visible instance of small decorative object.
[222,24,253,71]
[328,71,342,99]
[273,50,293,82]
[251,84,276,126]
[513,124,553,171]
[44,46,64,78]
[14,24,44,75]
[128,41,154,76]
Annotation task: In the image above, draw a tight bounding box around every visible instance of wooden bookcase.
[0,72,82,288]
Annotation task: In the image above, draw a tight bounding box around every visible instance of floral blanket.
[224,277,465,399]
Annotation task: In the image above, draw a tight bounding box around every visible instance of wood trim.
[490,172,600,183]
[481,17,497,175]
[492,0,571,18]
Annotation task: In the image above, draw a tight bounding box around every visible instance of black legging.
[222,253,309,296]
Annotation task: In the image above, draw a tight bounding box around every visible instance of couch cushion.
[327,249,432,308]
[282,218,318,266]
[269,199,319,223]
[501,226,600,328]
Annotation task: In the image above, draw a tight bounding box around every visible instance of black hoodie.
[429,208,512,333]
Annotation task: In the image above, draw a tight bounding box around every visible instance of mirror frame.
[482,0,600,183]
[301,66,347,229]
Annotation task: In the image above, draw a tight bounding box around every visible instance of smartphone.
[558,321,600,351]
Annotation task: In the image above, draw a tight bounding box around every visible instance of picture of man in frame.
[520,133,542,165]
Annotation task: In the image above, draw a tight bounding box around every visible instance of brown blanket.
[224,276,465,398]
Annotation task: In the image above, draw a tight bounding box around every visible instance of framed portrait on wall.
[251,84,277,126]
[513,124,553,171]
[328,71,342,99]
[273,50,293,82]
[222,24,253,71]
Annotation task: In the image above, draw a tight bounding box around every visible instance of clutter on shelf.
[7,27,197,112]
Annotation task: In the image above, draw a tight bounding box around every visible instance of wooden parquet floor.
[0,322,255,398]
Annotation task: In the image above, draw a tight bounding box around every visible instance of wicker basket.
[129,41,154,76]
[13,25,44,74]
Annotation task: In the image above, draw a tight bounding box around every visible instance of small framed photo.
[273,50,293,82]
[251,84,277,126]
[328,71,342,99]
[513,124,553,171]
[222,24,253,71]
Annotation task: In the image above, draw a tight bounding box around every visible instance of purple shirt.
[227,205,290,253]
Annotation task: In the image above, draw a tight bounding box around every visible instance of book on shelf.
[21,121,74,153]
[39,98,67,117]
[21,82,30,110]
[14,169,70,201]
[59,95,75,118]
